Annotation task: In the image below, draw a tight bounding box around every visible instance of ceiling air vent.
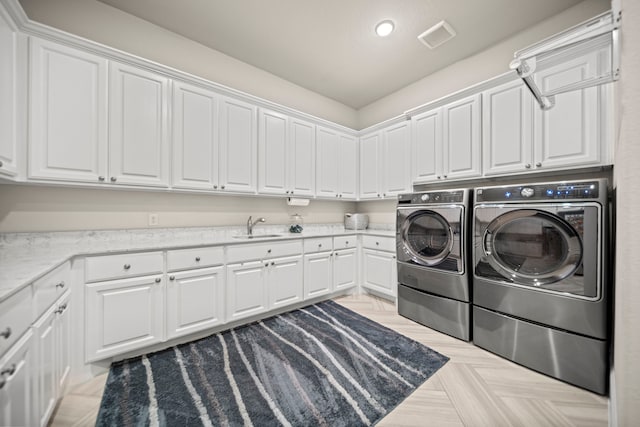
[418,20,456,49]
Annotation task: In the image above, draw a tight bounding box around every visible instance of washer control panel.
[398,189,467,205]
[476,181,601,202]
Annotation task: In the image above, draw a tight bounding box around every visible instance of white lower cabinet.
[166,266,224,340]
[85,274,164,362]
[268,255,304,309]
[33,292,70,427]
[304,251,333,299]
[361,236,397,298]
[226,261,268,322]
[333,248,357,291]
[0,331,33,427]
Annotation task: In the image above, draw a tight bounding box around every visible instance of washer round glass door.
[401,210,454,266]
[482,209,582,285]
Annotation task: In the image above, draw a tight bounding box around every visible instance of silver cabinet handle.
[271,262,275,266]
[169,275,175,281]
[221,185,225,190]
[195,257,201,262]
[376,242,379,246]
[290,191,294,195]
[525,164,531,169]
[56,281,65,289]
[55,303,67,314]
[536,162,542,167]
[437,175,441,179]
[286,190,290,194]
[110,177,117,182]
[155,278,161,283]
[1,364,16,376]
[267,249,272,253]
[345,241,349,245]
[443,175,447,179]
[318,244,322,248]
[339,194,343,198]
[213,185,218,189]
[98,176,105,181]
[264,263,269,267]
[123,264,131,270]
[0,327,11,339]
[382,193,386,197]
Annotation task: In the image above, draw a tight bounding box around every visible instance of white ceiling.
[97,0,589,109]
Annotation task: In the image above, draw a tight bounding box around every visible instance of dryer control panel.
[398,189,468,205]
[476,180,601,202]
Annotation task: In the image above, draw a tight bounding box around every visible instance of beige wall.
[612,0,640,424]
[18,0,358,129]
[357,0,610,129]
[0,184,355,232]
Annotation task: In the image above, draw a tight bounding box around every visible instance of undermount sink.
[232,234,283,239]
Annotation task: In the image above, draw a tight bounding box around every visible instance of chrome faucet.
[247,216,266,236]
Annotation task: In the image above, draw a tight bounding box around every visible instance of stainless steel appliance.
[472,178,610,394]
[396,189,471,341]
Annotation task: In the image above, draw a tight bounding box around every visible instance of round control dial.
[520,187,535,198]
[420,194,430,202]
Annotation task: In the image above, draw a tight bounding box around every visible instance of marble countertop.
[0,224,395,302]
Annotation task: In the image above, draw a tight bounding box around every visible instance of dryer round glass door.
[401,211,454,266]
[482,209,582,285]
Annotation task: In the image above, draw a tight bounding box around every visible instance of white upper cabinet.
[219,96,257,193]
[172,81,219,190]
[442,94,482,181]
[359,121,411,200]
[109,62,170,187]
[533,50,606,170]
[412,94,481,184]
[258,108,288,195]
[29,38,108,183]
[482,79,533,176]
[0,7,18,178]
[259,111,316,197]
[288,118,316,197]
[338,133,358,199]
[359,132,381,199]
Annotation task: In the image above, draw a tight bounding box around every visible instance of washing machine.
[472,178,610,394]
[396,188,471,341]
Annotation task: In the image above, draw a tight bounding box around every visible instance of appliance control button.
[421,194,430,202]
[521,187,535,198]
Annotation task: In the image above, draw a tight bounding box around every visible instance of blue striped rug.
[96,300,448,426]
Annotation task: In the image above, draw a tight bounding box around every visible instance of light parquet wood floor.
[49,293,608,426]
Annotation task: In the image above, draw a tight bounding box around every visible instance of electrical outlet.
[148,213,159,226]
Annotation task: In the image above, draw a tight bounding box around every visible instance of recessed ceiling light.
[375,20,395,37]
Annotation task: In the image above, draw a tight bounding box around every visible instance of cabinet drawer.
[33,261,71,317]
[0,286,32,358]
[227,241,302,263]
[303,237,333,254]
[362,235,395,252]
[167,246,224,271]
[85,251,163,283]
[333,235,357,250]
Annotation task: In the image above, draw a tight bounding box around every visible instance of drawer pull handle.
[1,364,16,376]
[195,257,201,262]
[271,262,275,266]
[264,263,269,267]
[155,278,161,283]
[169,275,175,281]
[267,249,272,253]
[0,327,11,339]
[56,281,65,289]
[124,264,131,270]
[346,241,349,245]
[318,244,322,248]
[376,242,379,246]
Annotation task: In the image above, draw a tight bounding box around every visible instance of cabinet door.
[34,305,56,427]
[288,118,315,197]
[0,9,17,178]
[219,97,257,193]
[412,109,442,183]
[29,38,108,183]
[0,331,33,427]
[534,52,602,170]
[338,134,358,199]
[226,261,267,321]
[268,255,303,309]
[333,248,357,291]
[56,295,71,397]
[167,266,224,339]
[172,81,219,190]
[382,121,411,196]
[482,80,533,176]
[315,127,339,198]
[109,62,169,187]
[258,109,288,195]
[442,94,482,180]
[359,132,380,200]
[362,249,397,297]
[304,252,333,299]
[85,275,164,362]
